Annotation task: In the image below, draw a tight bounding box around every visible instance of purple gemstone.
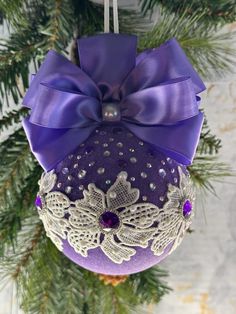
[35,195,42,209]
[183,200,192,218]
[99,211,120,230]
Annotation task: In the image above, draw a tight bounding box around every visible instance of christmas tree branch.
[138,8,236,80]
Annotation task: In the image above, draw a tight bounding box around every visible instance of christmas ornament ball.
[35,124,195,275]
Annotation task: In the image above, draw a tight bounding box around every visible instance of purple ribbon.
[22,33,205,171]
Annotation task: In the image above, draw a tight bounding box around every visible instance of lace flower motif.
[151,168,195,256]
[36,168,195,264]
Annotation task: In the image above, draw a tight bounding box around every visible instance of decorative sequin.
[117,142,123,148]
[130,177,135,182]
[97,167,105,175]
[65,186,72,194]
[76,155,82,160]
[149,183,156,191]
[146,163,152,168]
[78,170,87,179]
[103,150,111,157]
[89,161,95,167]
[109,191,117,199]
[158,169,166,178]
[130,157,137,163]
[142,196,147,201]
[106,180,111,185]
[129,148,135,152]
[141,172,147,179]
[67,175,73,181]
[73,163,78,169]
[171,168,175,173]
[62,167,69,175]
[57,183,62,188]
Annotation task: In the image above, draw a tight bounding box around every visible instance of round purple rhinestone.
[35,195,42,209]
[99,211,120,230]
[182,200,192,218]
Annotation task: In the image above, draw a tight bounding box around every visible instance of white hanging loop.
[104,0,110,33]
[104,0,119,33]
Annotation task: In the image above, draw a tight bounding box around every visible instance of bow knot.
[22,34,205,171]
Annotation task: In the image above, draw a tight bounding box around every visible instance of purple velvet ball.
[37,125,194,275]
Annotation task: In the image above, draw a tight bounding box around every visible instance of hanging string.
[104,0,119,33]
[113,0,119,33]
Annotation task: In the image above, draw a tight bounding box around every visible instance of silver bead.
[78,170,86,179]
[106,180,111,185]
[149,182,156,191]
[130,177,135,181]
[79,185,84,191]
[65,186,72,194]
[174,178,178,183]
[73,163,78,169]
[62,167,69,174]
[57,182,62,188]
[161,160,166,165]
[77,155,82,160]
[67,175,73,181]
[171,168,175,173]
[159,169,166,178]
[167,157,172,164]
[159,196,164,201]
[129,148,135,152]
[139,141,144,146]
[119,152,124,156]
[97,167,105,175]
[142,196,147,201]
[89,161,95,167]
[117,142,123,148]
[146,163,152,168]
[68,154,73,159]
[118,172,128,180]
[109,191,117,199]
[102,103,121,121]
[141,172,147,178]
[130,157,137,163]
[104,150,111,157]
[103,143,109,147]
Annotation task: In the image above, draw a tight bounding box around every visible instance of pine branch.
[0,129,36,212]
[141,0,236,25]
[0,108,28,135]
[189,156,232,194]
[138,9,236,80]
[40,0,75,52]
[198,116,222,155]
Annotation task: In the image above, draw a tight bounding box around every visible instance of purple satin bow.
[22,33,205,171]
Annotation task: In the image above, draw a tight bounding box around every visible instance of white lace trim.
[37,167,195,264]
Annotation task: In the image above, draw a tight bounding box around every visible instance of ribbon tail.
[123,112,204,165]
[23,118,98,171]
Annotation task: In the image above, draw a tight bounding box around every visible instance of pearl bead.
[102,103,120,121]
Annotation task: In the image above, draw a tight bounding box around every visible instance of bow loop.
[22,34,205,171]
